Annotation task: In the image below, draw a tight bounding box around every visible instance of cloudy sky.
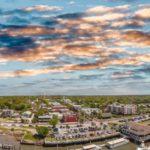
[0,0,150,95]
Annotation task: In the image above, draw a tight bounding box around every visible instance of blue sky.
[0,0,150,95]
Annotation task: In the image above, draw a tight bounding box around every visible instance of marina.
[0,132,149,150]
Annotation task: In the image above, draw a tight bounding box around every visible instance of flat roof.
[128,123,150,136]
[107,138,127,145]
[83,144,97,149]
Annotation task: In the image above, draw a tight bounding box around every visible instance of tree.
[36,126,49,138]
[49,115,59,128]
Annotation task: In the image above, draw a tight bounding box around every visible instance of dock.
[0,144,15,149]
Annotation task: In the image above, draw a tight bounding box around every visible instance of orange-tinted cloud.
[121,30,150,47]
[86,5,129,14]
[0,53,149,78]
[82,13,127,23]
[135,7,150,20]
[111,20,144,28]
[3,26,69,36]
[21,5,62,12]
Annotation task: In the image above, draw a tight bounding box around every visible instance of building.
[81,108,100,115]
[49,112,63,120]
[63,113,78,123]
[107,104,137,115]
[22,111,32,118]
[21,111,33,123]
[38,115,51,122]
[1,109,14,117]
[60,98,72,104]
[101,113,112,119]
[120,123,150,142]
[73,105,82,111]
[38,112,63,122]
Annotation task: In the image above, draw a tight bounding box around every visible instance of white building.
[22,111,32,118]
[108,104,137,115]
[81,108,100,115]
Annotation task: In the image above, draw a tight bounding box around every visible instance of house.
[22,111,32,118]
[1,109,14,117]
[21,111,33,123]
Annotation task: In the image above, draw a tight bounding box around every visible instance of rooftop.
[127,123,150,136]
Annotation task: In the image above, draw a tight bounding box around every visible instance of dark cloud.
[57,12,84,20]
[0,34,35,49]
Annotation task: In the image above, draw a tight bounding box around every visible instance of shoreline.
[20,133,120,147]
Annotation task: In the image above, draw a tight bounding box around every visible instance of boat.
[137,142,150,150]
[82,144,102,150]
[106,138,129,149]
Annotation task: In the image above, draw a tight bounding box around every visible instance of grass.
[45,136,56,142]
[0,126,9,132]
[23,132,37,142]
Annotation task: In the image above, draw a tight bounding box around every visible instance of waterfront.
[21,141,137,150]
[0,134,137,150]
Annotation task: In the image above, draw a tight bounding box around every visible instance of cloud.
[2,26,69,36]
[0,4,150,80]
[82,13,127,23]
[68,1,75,5]
[0,52,150,78]
[21,5,63,12]
[86,5,129,14]
[111,20,144,28]
[121,30,150,47]
[64,45,102,57]
[135,7,150,20]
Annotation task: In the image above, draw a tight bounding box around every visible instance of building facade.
[120,123,150,142]
[108,104,137,115]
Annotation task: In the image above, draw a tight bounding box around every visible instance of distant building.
[1,109,14,117]
[38,115,51,122]
[51,105,68,113]
[21,111,33,123]
[101,113,112,119]
[49,112,63,120]
[81,108,100,115]
[63,113,78,123]
[38,112,63,122]
[51,102,62,106]
[73,105,82,111]
[61,98,72,104]
[120,123,150,142]
[107,104,137,115]
[22,111,32,118]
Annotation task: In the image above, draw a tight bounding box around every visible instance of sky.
[0,0,150,95]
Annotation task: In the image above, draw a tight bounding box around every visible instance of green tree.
[36,126,49,138]
[49,115,59,128]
